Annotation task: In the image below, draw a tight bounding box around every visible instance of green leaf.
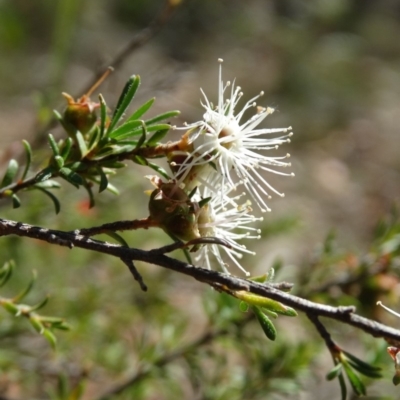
[393,371,400,386]
[1,159,19,188]
[135,122,147,150]
[326,363,343,381]
[234,291,297,317]
[36,187,61,214]
[47,134,60,156]
[342,351,382,374]
[60,137,73,161]
[88,126,100,150]
[263,309,278,319]
[146,128,169,147]
[2,301,19,315]
[59,167,84,188]
[91,143,137,160]
[239,301,249,312]
[127,97,155,122]
[55,155,64,169]
[252,306,276,341]
[101,161,126,169]
[29,296,49,312]
[105,182,119,195]
[145,110,180,125]
[108,120,143,139]
[104,231,129,247]
[97,167,108,193]
[108,75,141,133]
[35,166,57,183]
[0,260,14,288]
[342,361,366,396]
[13,270,37,302]
[146,161,171,180]
[338,372,347,400]
[12,194,21,208]
[30,317,45,333]
[83,183,95,208]
[42,328,57,349]
[346,360,382,378]
[34,180,61,189]
[248,274,268,283]
[99,94,107,141]
[21,140,32,181]
[75,131,88,158]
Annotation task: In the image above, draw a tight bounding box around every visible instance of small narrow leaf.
[234,291,297,316]
[108,75,141,133]
[42,328,57,349]
[0,261,14,288]
[146,128,169,147]
[104,231,129,247]
[338,372,347,400]
[2,301,19,315]
[252,306,276,341]
[1,159,19,188]
[126,97,155,122]
[346,360,382,378]
[35,167,56,183]
[21,140,32,181]
[36,187,61,214]
[108,120,143,139]
[75,131,88,158]
[12,194,21,208]
[105,182,119,195]
[342,361,366,396]
[30,317,45,333]
[60,137,73,161]
[326,363,343,381]
[13,270,37,302]
[34,180,61,189]
[343,351,382,374]
[47,134,60,156]
[59,167,84,188]
[54,155,64,169]
[97,167,108,193]
[145,110,180,125]
[88,127,100,150]
[146,162,171,180]
[99,94,107,140]
[249,274,268,283]
[135,122,147,150]
[29,296,49,312]
[239,301,249,312]
[83,183,95,208]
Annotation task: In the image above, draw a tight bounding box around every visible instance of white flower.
[176,59,294,212]
[193,185,262,276]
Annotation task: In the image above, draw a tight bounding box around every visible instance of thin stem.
[71,217,158,237]
[307,313,337,352]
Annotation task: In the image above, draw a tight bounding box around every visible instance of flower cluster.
[151,59,293,275]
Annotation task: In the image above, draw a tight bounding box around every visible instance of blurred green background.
[1,0,400,399]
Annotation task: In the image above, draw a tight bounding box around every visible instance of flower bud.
[62,93,99,135]
[148,182,200,241]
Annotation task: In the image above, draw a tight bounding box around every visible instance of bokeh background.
[1,0,400,399]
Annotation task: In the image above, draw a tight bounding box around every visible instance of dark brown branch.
[71,217,158,236]
[1,217,400,343]
[307,313,337,351]
[121,258,147,291]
